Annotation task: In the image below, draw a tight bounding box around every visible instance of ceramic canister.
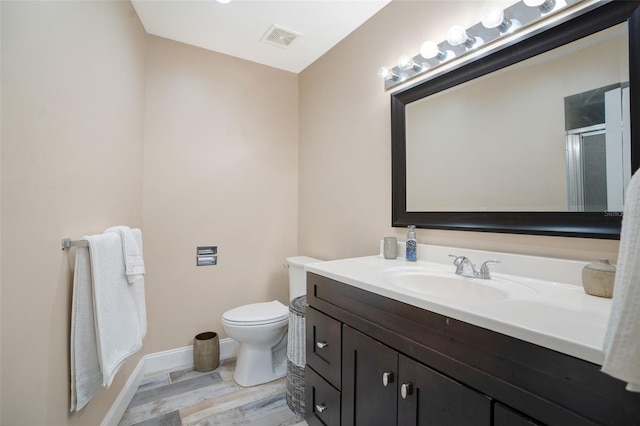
[581,259,616,298]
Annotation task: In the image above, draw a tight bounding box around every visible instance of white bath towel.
[86,232,146,387]
[602,170,640,392]
[105,226,145,284]
[70,245,102,412]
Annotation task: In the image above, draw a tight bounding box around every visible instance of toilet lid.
[223,300,288,325]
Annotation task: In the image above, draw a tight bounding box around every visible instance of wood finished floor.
[118,358,308,426]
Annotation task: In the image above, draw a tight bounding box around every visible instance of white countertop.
[306,250,612,365]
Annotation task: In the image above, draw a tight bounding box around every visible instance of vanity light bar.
[378,0,580,90]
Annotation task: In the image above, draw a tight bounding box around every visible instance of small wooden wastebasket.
[194,331,220,372]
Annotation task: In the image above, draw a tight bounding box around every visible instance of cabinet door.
[342,326,398,426]
[397,354,492,426]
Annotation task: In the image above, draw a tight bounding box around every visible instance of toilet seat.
[222,300,288,326]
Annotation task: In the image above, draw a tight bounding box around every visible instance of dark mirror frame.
[391,1,640,239]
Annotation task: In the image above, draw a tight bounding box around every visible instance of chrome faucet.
[449,255,500,279]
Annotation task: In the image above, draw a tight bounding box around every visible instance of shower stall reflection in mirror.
[565,85,631,212]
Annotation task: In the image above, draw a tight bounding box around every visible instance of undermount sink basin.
[382,266,536,301]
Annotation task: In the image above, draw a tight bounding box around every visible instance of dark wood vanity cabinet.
[342,325,491,426]
[305,272,640,426]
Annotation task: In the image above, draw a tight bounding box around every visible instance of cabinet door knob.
[315,403,327,413]
[401,382,413,399]
[382,371,394,387]
[316,341,329,349]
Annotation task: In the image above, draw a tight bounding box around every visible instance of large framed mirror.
[391,1,639,239]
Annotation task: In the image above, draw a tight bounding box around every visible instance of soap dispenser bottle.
[406,225,417,261]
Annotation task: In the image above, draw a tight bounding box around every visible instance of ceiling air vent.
[261,24,301,48]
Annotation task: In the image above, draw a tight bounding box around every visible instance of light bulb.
[377,66,400,82]
[447,25,478,49]
[421,41,454,62]
[378,66,391,79]
[420,41,442,60]
[398,54,412,70]
[482,9,506,29]
[524,0,556,13]
[482,8,520,34]
[398,54,424,73]
[447,25,468,46]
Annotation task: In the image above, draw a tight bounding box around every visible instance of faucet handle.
[478,260,501,279]
[449,255,476,276]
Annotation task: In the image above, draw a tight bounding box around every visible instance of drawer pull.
[316,403,327,413]
[316,341,329,349]
[401,382,413,399]
[382,371,394,387]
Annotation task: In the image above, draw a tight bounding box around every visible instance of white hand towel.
[105,226,145,284]
[130,228,147,339]
[602,170,640,392]
[104,226,146,338]
[86,233,145,387]
[70,244,102,412]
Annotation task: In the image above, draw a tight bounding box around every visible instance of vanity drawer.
[306,307,342,389]
[307,366,341,426]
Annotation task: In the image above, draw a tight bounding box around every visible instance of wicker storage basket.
[286,295,307,416]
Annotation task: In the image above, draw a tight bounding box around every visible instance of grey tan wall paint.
[141,35,299,356]
[1,1,146,424]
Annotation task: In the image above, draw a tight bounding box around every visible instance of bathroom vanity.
[303,248,640,426]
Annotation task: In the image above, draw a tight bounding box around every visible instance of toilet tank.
[286,256,320,301]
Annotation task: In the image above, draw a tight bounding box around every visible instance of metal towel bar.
[61,238,88,250]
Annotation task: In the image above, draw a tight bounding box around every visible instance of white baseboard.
[144,338,238,376]
[101,357,146,426]
[103,338,238,425]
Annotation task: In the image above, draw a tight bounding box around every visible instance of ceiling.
[131,0,391,74]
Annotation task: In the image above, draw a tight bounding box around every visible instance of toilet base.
[221,300,291,387]
[233,340,287,387]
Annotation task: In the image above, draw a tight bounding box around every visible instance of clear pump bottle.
[406,225,417,261]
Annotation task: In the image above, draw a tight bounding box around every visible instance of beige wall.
[142,36,299,353]
[1,1,146,424]
[298,0,619,262]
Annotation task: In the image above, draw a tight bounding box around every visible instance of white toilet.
[222,256,320,387]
